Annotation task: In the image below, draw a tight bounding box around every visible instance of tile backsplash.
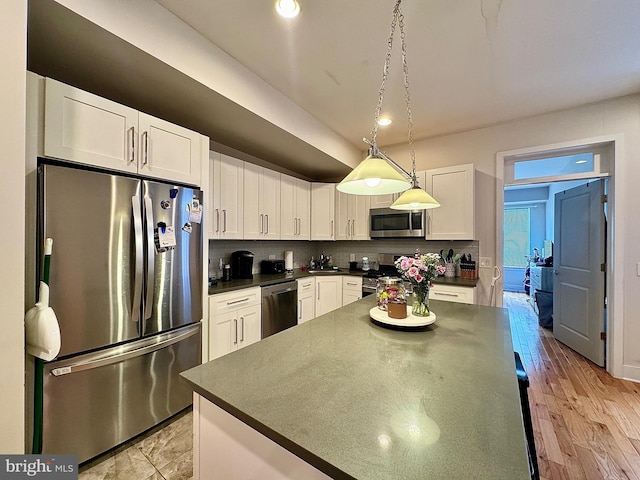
[208,239,479,277]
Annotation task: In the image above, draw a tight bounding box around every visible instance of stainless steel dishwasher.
[261,281,298,339]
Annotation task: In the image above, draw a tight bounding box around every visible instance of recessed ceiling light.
[575,160,587,164]
[377,117,392,126]
[275,0,300,18]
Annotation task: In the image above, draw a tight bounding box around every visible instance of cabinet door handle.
[298,300,302,320]
[227,297,250,306]
[346,282,358,286]
[293,218,297,236]
[331,220,334,239]
[260,214,264,234]
[317,284,320,301]
[240,317,245,342]
[215,209,220,233]
[223,210,227,233]
[266,214,269,234]
[433,292,459,297]
[233,318,238,345]
[142,131,149,166]
[128,126,135,164]
[298,218,301,236]
[352,218,355,237]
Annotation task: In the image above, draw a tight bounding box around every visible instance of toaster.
[261,259,285,274]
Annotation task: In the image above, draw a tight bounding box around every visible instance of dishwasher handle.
[261,281,298,298]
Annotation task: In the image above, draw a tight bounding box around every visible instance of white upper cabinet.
[137,113,202,185]
[281,174,311,240]
[209,152,244,239]
[44,78,203,186]
[244,163,281,240]
[335,190,370,241]
[424,164,475,240]
[310,183,336,241]
[369,193,400,209]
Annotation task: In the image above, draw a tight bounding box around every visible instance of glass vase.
[412,285,431,317]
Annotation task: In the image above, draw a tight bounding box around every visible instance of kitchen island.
[180,297,530,479]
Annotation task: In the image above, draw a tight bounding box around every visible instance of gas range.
[361,253,413,295]
[361,266,400,293]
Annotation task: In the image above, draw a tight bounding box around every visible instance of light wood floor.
[505,292,640,480]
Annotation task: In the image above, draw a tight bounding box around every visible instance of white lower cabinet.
[296,278,316,324]
[208,287,261,360]
[315,276,343,317]
[342,276,362,306]
[430,284,476,304]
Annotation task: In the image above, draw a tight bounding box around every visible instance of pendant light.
[336,0,412,196]
[389,1,439,210]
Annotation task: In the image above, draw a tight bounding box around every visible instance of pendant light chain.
[369,0,402,146]
[398,4,418,187]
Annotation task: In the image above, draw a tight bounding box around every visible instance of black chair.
[514,351,540,480]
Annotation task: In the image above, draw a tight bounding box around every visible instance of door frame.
[496,134,624,378]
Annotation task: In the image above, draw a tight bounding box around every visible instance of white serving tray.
[369,306,436,328]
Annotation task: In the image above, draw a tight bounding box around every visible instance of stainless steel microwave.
[369,208,425,238]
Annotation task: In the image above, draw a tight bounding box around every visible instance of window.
[503,142,611,185]
[504,208,530,268]
[514,153,594,180]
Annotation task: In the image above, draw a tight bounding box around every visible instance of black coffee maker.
[231,250,254,279]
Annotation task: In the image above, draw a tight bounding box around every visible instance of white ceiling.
[154,0,640,148]
[27,0,640,180]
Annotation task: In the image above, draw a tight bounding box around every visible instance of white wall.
[0,0,27,453]
[383,95,640,380]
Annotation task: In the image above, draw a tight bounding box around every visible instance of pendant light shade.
[390,185,440,210]
[336,155,411,195]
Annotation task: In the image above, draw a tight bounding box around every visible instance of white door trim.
[496,134,625,380]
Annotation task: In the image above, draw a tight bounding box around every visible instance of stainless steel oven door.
[362,277,377,297]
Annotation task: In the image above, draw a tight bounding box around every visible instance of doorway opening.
[497,138,614,370]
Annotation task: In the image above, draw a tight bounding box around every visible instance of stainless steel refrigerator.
[37,161,202,463]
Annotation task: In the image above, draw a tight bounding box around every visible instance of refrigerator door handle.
[131,195,144,323]
[144,196,155,320]
[50,324,200,376]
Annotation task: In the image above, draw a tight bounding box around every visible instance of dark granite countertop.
[181,297,529,479]
[208,268,478,295]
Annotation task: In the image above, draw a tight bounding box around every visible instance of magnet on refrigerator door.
[187,198,202,224]
[154,222,176,252]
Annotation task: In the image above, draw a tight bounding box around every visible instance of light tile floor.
[78,408,193,480]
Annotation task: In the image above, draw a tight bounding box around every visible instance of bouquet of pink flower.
[395,253,445,316]
[395,253,445,288]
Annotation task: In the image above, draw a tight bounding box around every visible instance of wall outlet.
[350,253,356,262]
[269,254,275,260]
[479,257,492,268]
